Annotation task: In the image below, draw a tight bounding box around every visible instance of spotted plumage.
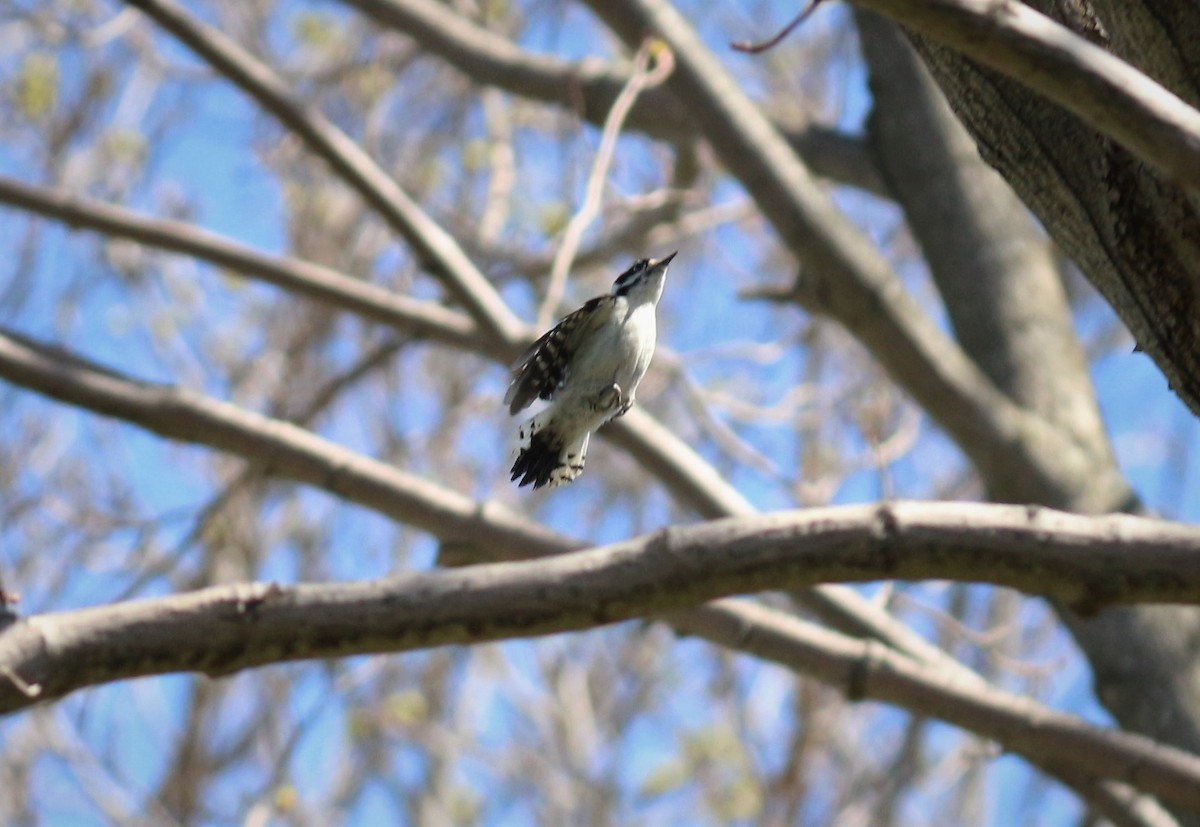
[504,295,614,415]
[506,253,675,489]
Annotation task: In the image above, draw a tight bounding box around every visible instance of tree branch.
[0,172,965,670]
[581,0,1129,514]
[3,327,1197,807]
[676,599,1200,815]
[6,508,1200,809]
[0,328,567,559]
[0,176,482,354]
[419,499,1200,614]
[343,0,888,195]
[854,12,1112,463]
[121,0,526,347]
[0,325,973,668]
[847,0,1200,192]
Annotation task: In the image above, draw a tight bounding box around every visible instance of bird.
[505,252,676,489]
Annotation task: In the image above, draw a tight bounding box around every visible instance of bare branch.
[2,326,1194,809]
[0,329,566,559]
[344,0,888,194]
[6,507,1200,809]
[0,318,1064,726]
[847,0,1200,192]
[580,0,1129,514]
[0,176,482,353]
[0,323,969,672]
[677,600,1200,814]
[121,0,527,346]
[448,499,1200,614]
[0,327,959,733]
[0,175,968,670]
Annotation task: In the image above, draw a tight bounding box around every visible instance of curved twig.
[122,0,527,346]
[538,39,674,327]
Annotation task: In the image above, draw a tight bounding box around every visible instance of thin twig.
[731,1,827,54]
[0,665,41,698]
[537,40,675,328]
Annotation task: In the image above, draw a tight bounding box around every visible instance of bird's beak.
[655,251,678,268]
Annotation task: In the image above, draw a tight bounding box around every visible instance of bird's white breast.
[565,297,652,392]
[615,300,657,390]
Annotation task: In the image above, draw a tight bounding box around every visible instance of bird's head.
[611,252,676,304]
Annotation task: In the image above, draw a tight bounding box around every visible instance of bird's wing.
[505,296,614,414]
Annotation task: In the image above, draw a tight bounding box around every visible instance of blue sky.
[0,1,1196,824]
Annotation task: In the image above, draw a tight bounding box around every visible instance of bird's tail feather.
[510,411,589,489]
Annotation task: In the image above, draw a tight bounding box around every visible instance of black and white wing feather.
[505,296,613,415]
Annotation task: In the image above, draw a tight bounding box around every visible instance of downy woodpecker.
[506,252,676,488]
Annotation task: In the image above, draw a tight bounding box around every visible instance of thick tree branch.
[847,0,1200,191]
[582,0,1129,514]
[3,328,1197,807]
[0,322,983,674]
[343,0,888,195]
[446,500,1200,614]
[0,326,960,685]
[111,0,989,673]
[894,3,1200,435]
[0,174,960,669]
[0,329,566,559]
[6,508,1200,810]
[677,600,1200,815]
[854,9,1200,782]
[855,12,1114,465]
[121,0,526,347]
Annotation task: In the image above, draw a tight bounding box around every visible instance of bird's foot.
[595,383,635,418]
[595,383,625,414]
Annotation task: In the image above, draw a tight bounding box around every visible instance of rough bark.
[857,4,1200,813]
[906,1,1200,420]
